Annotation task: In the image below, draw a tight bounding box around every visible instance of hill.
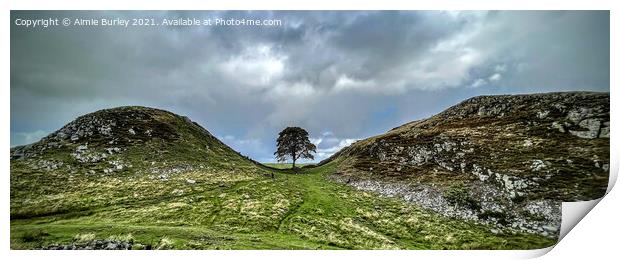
[320,92,610,238]
[10,106,266,220]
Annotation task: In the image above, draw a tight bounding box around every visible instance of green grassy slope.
[11,160,554,249]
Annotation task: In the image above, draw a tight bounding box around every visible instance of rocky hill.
[11,106,264,172]
[10,106,266,219]
[321,92,610,238]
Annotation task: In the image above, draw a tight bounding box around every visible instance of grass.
[10,159,555,250]
[262,163,314,169]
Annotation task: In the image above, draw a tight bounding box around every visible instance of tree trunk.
[292,149,296,170]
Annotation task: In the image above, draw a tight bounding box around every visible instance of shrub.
[479,210,509,225]
[444,183,480,210]
[21,230,49,242]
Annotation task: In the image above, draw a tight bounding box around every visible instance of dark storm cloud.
[10,11,609,162]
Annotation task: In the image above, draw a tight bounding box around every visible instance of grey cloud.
[11,11,609,162]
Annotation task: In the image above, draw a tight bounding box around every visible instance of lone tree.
[274,126,316,169]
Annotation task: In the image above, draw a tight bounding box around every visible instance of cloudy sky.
[11,11,609,162]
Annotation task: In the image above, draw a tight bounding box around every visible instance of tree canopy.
[274,126,316,169]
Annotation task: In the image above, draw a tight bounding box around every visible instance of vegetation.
[10,159,555,249]
[443,183,481,211]
[263,163,314,169]
[274,127,316,169]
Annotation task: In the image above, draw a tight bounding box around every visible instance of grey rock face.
[568,118,602,139]
[332,175,560,237]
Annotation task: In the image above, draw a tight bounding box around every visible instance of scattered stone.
[106,147,121,154]
[41,239,146,250]
[551,122,566,133]
[537,111,549,119]
[569,119,601,139]
[600,125,610,138]
[530,160,546,171]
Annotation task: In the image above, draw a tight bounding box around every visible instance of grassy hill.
[10,104,573,249]
[320,92,609,238]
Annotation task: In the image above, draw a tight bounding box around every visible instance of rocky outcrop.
[11,107,183,160]
[42,239,150,250]
[331,174,561,237]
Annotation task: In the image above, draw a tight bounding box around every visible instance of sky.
[10,11,610,162]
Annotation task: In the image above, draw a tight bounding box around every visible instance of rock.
[599,126,610,138]
[551,122,566,133]
[569,119,602,139]
[602,164,610,171]
[530,160,546,171]
[543,225,559,232]
[186,179,196,184]
[10,148,26,160]
[567,108,594,123]
[105,242,118,250]
[537,111,549,119]
[106,147,121,154]
[471,164,489,182]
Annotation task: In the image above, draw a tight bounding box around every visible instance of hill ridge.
[320,91,609,238]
